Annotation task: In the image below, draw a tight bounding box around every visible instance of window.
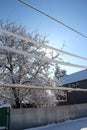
[76,82,79,88]
[72,83,76,88]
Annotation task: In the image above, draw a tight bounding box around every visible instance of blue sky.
[0,0,87,74]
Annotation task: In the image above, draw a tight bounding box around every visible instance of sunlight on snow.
[46,90,53,96]
[45,48,52,57]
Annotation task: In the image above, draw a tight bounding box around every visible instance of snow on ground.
[24,117,87,130]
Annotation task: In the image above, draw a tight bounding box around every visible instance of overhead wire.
[0,45,87,69]
[1,84,87,92]
[19,0,87,38]
[0,28,87,61]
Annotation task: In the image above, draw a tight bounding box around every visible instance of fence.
[10,103,87,130]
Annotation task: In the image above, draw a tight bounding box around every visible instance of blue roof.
[59,69,87,86]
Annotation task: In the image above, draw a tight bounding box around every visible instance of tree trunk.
[12,88,20,108]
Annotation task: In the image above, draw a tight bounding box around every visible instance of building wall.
[79,79,87,89]
[68,91,87,104]
[64,79,87,89]
[63,79,87,104]
[10,103,87,130]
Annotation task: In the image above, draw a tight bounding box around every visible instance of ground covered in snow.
[25,117,87,130]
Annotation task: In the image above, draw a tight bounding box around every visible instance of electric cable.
[0,28,87,61]
[0,45,87,69]
[1,84,87,92]
[19,0,87,38]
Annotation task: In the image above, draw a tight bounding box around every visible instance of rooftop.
[59,69,87,86]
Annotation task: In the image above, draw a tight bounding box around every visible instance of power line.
[19,0,87,38]
[41,43,87,61]
[0,45,87,69]
[0,28,87,61]
[1,84,87,92]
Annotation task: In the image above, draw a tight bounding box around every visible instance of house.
[59,69,87,104]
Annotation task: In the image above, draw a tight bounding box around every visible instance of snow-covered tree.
[55,65,67,79]
[0,19,61,108]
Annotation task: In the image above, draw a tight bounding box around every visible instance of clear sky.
[0,0,87,74]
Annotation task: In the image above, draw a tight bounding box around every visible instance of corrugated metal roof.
[59,69,87,86]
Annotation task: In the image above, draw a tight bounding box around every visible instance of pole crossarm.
[0,84,87,92]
